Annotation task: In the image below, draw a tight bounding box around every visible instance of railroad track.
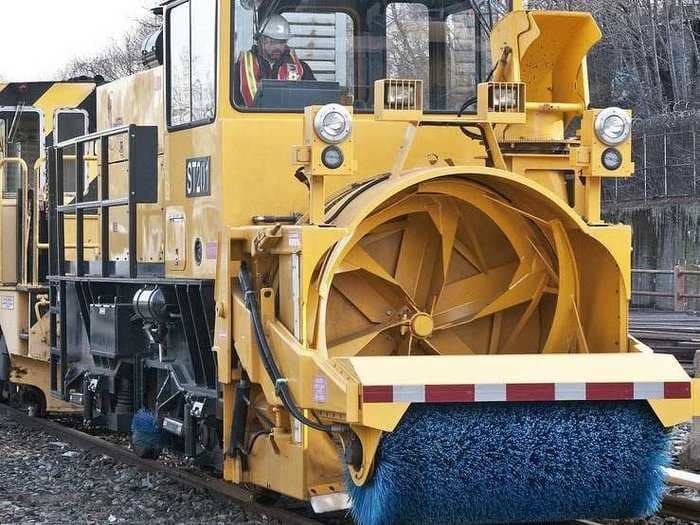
[663,467,700,521]
[661,494,700,521]
[0,403,325,525]
[1,402,698,525]
[630,310,699,376]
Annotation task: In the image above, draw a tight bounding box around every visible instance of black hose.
[325,174,390,224]
[241,430,270,456]
[238,264,345,434]
[460,123,485,141]
[229,374,251,458]
[325,176,382,214]
[456,45,503,121]
[293,167,310,189]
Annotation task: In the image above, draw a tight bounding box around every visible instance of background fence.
[632,266,700,311]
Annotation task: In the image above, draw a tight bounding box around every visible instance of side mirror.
[142,29,164,69]
[240,0,262,11]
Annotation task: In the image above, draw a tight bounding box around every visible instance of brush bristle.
[347,401,669,525]
[130,409,166,450]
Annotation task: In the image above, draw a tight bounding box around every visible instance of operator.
[234,14,316,107]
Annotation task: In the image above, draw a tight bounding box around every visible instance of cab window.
[0,109,41,197]
[167,0,217,128]
[231,0,510,112]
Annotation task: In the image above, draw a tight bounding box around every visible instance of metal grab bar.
[525,102,585,113]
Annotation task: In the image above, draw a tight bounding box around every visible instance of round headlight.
[321,146,344,169]
[314,104,352,144]
[594,107,631,146]
[601,148,623,171]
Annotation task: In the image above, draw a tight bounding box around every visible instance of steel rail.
[661,495,700,522]
[665,467,700,490]
[662,468,700,521]
[0,403,323,525]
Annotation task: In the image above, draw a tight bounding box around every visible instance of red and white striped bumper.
[362,381,692,403]
[334,354,696,430]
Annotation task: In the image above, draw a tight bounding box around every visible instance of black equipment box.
[90,303,139,358]
[255,80,342,108]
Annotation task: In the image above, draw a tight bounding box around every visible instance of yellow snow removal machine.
[1,1,698,523]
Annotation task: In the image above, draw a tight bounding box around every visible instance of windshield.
[231,0,510,112]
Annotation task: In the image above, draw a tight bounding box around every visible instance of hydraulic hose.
[238,263,346,434]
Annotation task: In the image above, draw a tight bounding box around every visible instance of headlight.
[321,145,344,169]
[594,107,631,146]
[314,104,352,144]
[386,82,416,107]
[492,88,518,109]
[601,148,623,171]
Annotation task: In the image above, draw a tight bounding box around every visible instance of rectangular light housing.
[477,82,527,124]
[374,79,424,121]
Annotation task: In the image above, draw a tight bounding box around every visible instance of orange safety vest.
[238,49,305,107]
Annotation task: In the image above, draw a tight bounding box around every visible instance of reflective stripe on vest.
[238,49,305,107]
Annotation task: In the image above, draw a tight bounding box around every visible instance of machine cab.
[164,0,512,119]
[158,0,518,282]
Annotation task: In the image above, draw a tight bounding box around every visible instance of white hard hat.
[261,14,291,41]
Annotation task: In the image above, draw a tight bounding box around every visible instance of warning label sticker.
[288,232,301,248]
[1,295,14,310]
[312,375,328,404]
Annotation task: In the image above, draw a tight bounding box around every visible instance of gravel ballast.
[0,411,697,524]
[0,415,278,525]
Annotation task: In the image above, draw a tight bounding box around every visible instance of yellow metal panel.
[648,399,694,428]
[0,291,27,356]
[339,354,690,386]
[520,13,601,105]
[359,403,410,433]
[8,355,79,413]
[165,207,187,271]
[97,68,164,150]
[490,11,537,83]
[165,122,221,279]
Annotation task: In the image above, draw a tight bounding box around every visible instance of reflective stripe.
[239,51,259,107]
[555,383,587,401]
[238,49,305,107]
[586,382,634,400]
[474,384,507,402]
[634,382,665,400]
[506,383,555,401]
[362,381,692,404]
[425,384,474,402]
[393,385,425,403]
[665,381,692,399]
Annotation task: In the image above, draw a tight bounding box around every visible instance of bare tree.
[58,13,162,81]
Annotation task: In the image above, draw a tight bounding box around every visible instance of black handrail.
[48,124,158,280]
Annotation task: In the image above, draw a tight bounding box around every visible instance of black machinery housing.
[47,126,221,464]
